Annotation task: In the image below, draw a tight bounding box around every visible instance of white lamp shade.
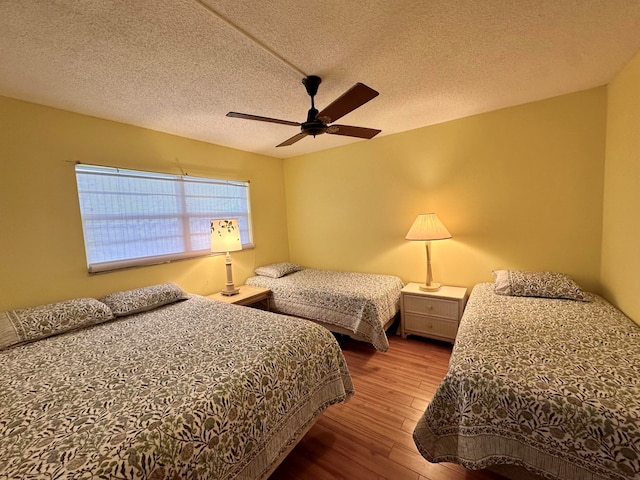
[405,213,451,241]
[210,218,243,253]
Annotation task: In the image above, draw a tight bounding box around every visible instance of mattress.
[246,268,404,351]
[0,295,354,479]
[414,283,640,480]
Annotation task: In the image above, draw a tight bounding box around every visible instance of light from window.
[75,164,252,273]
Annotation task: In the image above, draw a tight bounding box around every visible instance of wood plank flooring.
[270,334,506,480]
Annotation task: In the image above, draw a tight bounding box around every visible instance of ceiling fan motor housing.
[303,106,327,136]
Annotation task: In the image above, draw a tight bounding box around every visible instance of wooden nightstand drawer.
[404,314,458,340]
[404,295,459,320]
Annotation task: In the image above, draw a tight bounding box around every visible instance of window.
[75,164,252,273]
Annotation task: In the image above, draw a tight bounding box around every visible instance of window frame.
[74,164,253,273]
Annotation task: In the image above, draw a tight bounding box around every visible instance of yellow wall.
[0,86,613,312]
[284,88,607,293]
[601,50,640,323]
[0,96,288,311]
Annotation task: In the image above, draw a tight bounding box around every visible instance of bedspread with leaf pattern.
[0,295,354,479]
[413,283,640,480]
[246,269,403,352]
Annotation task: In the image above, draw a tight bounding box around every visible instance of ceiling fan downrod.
[301,76,327,137]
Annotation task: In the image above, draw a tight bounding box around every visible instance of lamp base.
[419,282,441,292]
[220,287,240,296]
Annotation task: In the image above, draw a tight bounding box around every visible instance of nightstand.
[207,285,271,310]
[400,283,467,343]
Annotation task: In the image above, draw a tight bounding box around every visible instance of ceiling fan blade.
[327,124,381,139]
[316,83,379,123]
[226,112,300,127]
[276,132,309,147]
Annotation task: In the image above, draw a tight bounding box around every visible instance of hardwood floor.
[271,334,506,480]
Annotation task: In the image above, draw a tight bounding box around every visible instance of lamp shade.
[210,219,243,253]
[405,213,451,241]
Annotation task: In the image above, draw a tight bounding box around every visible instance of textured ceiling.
[1,1,640,159]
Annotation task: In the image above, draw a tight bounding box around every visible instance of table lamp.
[210,218,242,296]
[405,213,451,291]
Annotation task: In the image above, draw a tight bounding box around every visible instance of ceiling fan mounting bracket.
[302,75,322,98]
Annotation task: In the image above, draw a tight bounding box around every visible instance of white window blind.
[75,164,252,273]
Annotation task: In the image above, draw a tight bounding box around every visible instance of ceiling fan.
[227,76,381,147]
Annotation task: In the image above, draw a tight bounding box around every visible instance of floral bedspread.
[0,295,354,480]
[413,283,640,480]
[246,269,404,351]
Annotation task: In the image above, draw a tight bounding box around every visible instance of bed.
[245,263,404,352]
[413,273,640,480]
[0,283,354,480]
